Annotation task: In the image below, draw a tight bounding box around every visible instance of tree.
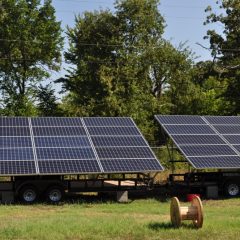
[36,83,62,116]
[204,0,240,114]
[0,0,63,116]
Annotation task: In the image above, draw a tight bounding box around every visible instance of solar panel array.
[155,115,240,169]
[0,117,163,176]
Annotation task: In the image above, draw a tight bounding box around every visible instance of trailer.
[0,117,164,203]
[155,115,240,198]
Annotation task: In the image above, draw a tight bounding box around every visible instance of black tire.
[224,182,240,197]
[19,185,38,204]
[45,185,65,203]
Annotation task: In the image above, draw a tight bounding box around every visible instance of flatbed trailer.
[167,171,240,197]
[0,173,154,203]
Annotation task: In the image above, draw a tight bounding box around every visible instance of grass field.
[0,196,239,240]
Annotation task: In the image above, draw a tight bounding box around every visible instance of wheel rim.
[228,184,239,196]
[23,189,36,202]
[49,189,62,202]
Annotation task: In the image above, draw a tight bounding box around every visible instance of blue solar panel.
[0,127,30,136]
[83,117,135,127]
[164,125,215,135]
[171,135,225,145]
[38,160,101,174]
[0,117,29,126]
[224,135,240,144]
[32,127,86,136]
[101,159,162,172]
[96,147,155,159]
[87,127,141,136]
[180,145,237,157]
[205,116,240,125]
[34,136,91,148]
[0,137,32,148]
[155,115,240,169]
[91,136,147,147]
[0,148,34,161]
[155,115,206,125]
[214,125,240,134]
[0,161,36,175]
[188,156,240,169]
[31,117,82,126]
[0,117,163,175]
[36,148,95,160]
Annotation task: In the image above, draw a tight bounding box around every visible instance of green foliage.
[60,0,199,143]
[35,84,62,116]
[205,0,240,114]
[0,0,63,116]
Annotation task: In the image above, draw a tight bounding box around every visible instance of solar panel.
[32,127,86,136]
[0,117,163,176]
[34,136,91,148]
[38,160,101,174]
[0,137,32,148]
[0,117,29,126]
[155,115,240,169]
[0,127,31,136]
[91,136,147,147]
[164,125,215,135]
[205,116,240,125]
[84,117,135,127]
[96,147,155,159]
[0,161,36,175]
[101,159,162,172]
[171,135,225,145]
[36,148,95,160]
[83,117,163,173]
[31,117,82,126]
[188,156,240,169]
[87,126,141,136]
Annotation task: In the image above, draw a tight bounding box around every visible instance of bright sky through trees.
[50,0,222,94]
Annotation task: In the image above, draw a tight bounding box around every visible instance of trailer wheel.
[224,182,240,197]
[19,185,38,204]
[46,185,64,203]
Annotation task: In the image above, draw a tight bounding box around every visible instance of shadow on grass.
[148,222,199,231]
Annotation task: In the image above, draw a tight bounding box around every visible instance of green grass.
[0,197,239,240]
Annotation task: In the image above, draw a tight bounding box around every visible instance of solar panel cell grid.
[96,147,155,159]
[101,159,162,172]
[31,117,82,126]
[171,135,225,145]
[36,148,96,160]
[0,127,31,136]
[38,160,101,174]
[91,136,147,147]
[155,115,240,169]
[87,127,141,136]
[34,136,91,148]
[0,137,32,148]
[155,115,206,125]
[0,161,36,175]
[188,156,240,169]
[32,127,87,136]
[0,117,29,126]
[164,125,215,135]
[180,145,237,157]
[0,148,34,161]
[224,135,240,144]
[205,116,240,125]
[83,117,135,127]
[213,125,240,134]
[0,117,163,175]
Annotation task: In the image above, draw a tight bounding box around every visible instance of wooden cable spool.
[170,196,203,228]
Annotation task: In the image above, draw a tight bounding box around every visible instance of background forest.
[0,0,239,160]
